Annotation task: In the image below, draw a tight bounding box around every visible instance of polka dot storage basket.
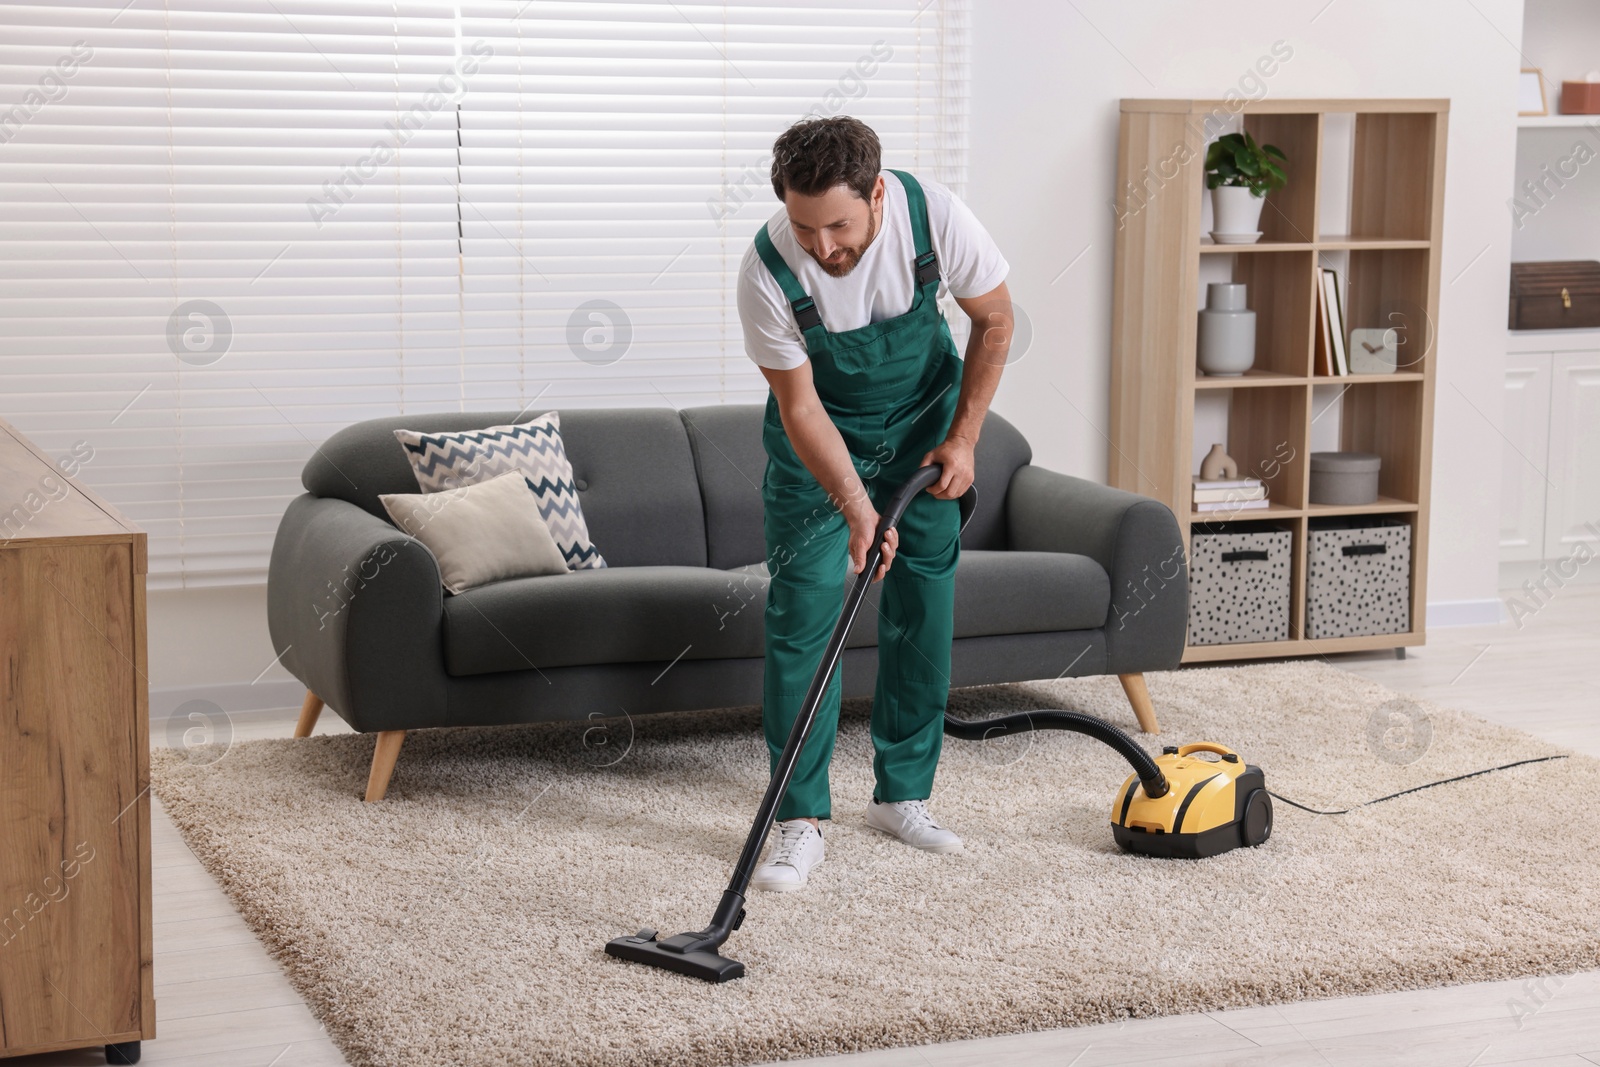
[1305,518,1412,640]
[1187,522,1293,645]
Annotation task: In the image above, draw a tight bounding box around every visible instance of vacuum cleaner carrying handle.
[1177,742,1238,760]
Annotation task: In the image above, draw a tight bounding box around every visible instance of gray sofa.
[267,405,1188,801]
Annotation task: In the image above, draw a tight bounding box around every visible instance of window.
[0,0,970,587]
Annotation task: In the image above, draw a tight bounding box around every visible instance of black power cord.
[1269,754,1570,816]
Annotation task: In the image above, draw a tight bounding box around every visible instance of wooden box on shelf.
[1109,98,1447,662]
[1508,260,1600,330]
[0,416,155,1061]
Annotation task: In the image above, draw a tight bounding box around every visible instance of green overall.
[752,168,963,822]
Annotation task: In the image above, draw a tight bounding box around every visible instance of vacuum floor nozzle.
[604,928,745,982]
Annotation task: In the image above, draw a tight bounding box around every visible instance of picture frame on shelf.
[1519,68,1548,116]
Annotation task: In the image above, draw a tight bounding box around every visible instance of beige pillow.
[379,469,569,594]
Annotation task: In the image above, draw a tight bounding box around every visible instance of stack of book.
[1193,475,1268,513]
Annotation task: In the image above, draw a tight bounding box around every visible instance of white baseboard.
[150,678,305,722]
[1425,599,1504,628]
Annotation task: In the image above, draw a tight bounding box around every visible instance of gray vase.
[1197,282,1257,376]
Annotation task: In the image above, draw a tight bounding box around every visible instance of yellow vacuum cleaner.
[1113,742,1272,858]
[606,464,1269,982]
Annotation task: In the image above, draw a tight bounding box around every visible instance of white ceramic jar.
[1197,282,1257,377]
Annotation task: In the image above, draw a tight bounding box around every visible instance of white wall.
[1520,0,1600,120]
[147,585,302,716]
[1511,0,1600,260]
[964,0,1525,625]
[154,0,1531,699]
[147,586,265,690]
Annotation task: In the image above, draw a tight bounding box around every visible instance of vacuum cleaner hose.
[886,466,1170,798]
[943,708,1169,799]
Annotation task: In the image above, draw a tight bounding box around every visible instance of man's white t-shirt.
[736,170,1008,371]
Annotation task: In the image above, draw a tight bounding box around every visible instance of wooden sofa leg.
[1118,673,1161,735]
[294,691,324,738]
[364,730,406,803]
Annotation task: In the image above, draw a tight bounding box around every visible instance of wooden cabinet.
[0,417,154,1062]
[1110,98,1447,661]
[1500,344,1600,567]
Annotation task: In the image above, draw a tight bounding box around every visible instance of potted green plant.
[1204,131,1288,244]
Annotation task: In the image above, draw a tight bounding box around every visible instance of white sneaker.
[865,797,963,853]
[750,819,825,892]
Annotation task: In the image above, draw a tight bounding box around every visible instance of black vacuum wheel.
[105,1041,141,1065]
[1240,788,1272,847]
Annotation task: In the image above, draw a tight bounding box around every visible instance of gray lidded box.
[1305,519,1411,640]
[1309,450,1381,505]
[1187,523,1292,646]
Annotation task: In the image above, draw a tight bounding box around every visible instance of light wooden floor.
[11,586,1598,1067]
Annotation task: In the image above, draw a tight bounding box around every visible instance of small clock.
[1347,327,1399,375]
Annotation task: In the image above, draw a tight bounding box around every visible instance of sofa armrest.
[267,494,448,733]
[1005,466,1187,673]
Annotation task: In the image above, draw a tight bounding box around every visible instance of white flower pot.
[1210,185,1266,243]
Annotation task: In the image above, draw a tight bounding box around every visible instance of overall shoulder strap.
[752,221,824,332]
[886,168,941,289]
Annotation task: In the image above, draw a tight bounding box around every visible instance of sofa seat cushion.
[839,549,1109,648]
[443,550,1109,677]
[956,549,1109,635]
[733,550,1108,649]
[442,566,767,676]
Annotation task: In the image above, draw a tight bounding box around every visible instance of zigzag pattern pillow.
[392,412,606,571]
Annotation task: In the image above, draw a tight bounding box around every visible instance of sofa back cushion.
[303,407,708,567]
[964,410,1032,550]
[679,405,769,569]
[677,404,1034,566]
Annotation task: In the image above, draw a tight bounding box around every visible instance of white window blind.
[0,0,970,589]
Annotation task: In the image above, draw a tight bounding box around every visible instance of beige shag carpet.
[150,661,1600,1067]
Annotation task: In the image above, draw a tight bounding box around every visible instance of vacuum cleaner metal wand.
[723,464,945,887]
[604,464,946,982]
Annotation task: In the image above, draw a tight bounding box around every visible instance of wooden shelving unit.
[1109,98,1447,663]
